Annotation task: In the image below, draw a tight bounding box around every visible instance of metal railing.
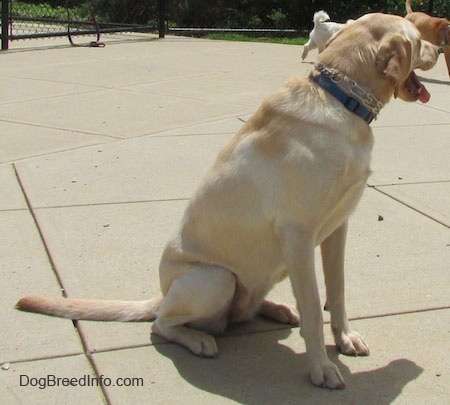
[1,0,166,50]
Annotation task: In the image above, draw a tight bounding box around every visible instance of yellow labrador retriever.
[17,14,438,389]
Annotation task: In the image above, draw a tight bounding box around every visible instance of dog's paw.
[259,301,300,325]
[152,322,218,358]
[336,331,370,356]
[309,361,345,389]
[188,332,219,358]
[272,303,300,325]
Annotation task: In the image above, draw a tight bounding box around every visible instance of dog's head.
[319,13,439,104]
[374,25,438,102]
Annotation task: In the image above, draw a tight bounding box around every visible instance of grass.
[204,32,307,46]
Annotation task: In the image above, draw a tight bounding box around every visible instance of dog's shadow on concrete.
[151,324,422,404]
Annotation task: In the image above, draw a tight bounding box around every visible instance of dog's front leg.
[321,221,369,356]
[277,224,345,389]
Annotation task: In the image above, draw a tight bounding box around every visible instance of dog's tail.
[313,10,331,25]
[15,295,162,322]
[405,0,423,15]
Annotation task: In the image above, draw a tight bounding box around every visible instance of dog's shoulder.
[259,77,322,120]
[221,78,318,156]
[214,73,372,175]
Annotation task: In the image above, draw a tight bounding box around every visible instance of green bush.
[12,0,449,28]
[88,0,157,24]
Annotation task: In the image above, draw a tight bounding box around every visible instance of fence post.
[1,0,9,50]
[158,0,165,38]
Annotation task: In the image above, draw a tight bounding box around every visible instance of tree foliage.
[18,0,449,28]
[168,0,448,29]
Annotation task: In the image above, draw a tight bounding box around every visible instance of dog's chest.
[315,144,372,244]
[280,129,373,244]
[316,175,368,245]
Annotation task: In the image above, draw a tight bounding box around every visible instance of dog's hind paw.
[178,332,218,358]
[309,361,345,389]
[152,322,218,358]
[259,300,300,325]
[188,333,219,358]
[336,331,370,356]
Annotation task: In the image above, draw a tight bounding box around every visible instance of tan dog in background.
[16,14,438,389]
[406,0,450,76]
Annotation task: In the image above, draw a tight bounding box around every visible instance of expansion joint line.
[371,186,449,229]
[12,163,112,404]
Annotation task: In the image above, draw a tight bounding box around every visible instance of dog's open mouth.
[406,71,430,103]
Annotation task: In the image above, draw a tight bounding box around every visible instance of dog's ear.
[375,33,412,98]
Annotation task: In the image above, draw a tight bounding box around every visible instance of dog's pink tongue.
[410,71,430,103]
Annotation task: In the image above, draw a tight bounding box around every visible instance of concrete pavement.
[1,33,449,404]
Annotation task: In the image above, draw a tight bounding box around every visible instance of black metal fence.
[1,0,306,51]
[1,0,166,50]
[2,0,448,50]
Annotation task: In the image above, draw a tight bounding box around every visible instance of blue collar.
[310,66,383,124]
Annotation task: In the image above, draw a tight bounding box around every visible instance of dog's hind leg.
[302,39,316,60]
[151,265,236,358]
[321,221,369,357]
